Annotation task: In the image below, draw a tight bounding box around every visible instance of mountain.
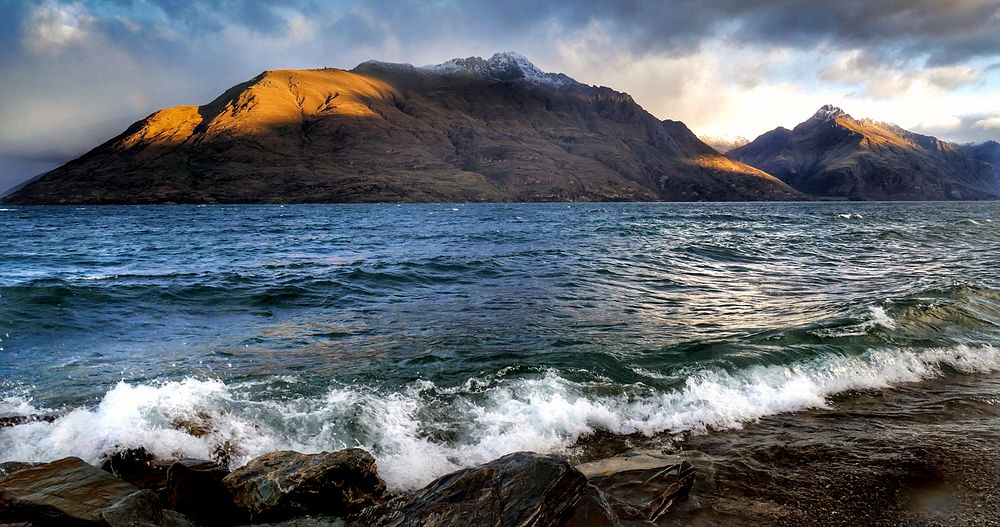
[699,135,749,154]
[2,52,800,204]
[728,105,1000,200]
[963,140,1000,168]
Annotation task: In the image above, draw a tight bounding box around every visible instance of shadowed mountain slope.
[728,105,1000,200]
[3,53,800,204]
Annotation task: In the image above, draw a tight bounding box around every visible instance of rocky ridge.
[2,53,800,204]
[728,105,1000,200]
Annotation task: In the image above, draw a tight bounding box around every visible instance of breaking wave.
[2,343,998,490]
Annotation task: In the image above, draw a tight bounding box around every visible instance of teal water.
[1,202,998,489]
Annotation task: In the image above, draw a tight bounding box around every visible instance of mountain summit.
[811,104,847,121]
[423,52,577,87]
[3,54,800,204]
[728,106,1000,200]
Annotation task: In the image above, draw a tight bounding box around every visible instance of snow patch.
[422,52,578,88]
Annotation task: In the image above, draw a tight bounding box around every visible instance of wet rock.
[0,415,55,428]
[357,452,587,527]
[0,457,140,525]
[260,517,345,527]
[561,484,625,527]
[0,463,36,480]
[101,448,173,495]
[223,449,386,522]
[170,411,214,438]
[572,450,695,525]
[100,489,162,527]
[161,510,198,527]
[167,458,246,526]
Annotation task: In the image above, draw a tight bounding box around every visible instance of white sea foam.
[0,394,44,416]
[1,344,998,490]
[67,274,119,281]
[810,305,897,337]
[866,305,897,329]
[837,213,863,220]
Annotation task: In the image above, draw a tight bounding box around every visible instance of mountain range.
[3,54,997,204]
[728,105,1000,200]
[1,53,798,204]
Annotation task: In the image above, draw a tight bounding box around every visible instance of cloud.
[822,50,982,99]
[973,115,1000,133]
[22,1,94,54]
[909,113,1000,143]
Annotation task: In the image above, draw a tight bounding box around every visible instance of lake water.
[1,202,998,489]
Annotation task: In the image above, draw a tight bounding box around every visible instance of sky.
[1,0,1000,191]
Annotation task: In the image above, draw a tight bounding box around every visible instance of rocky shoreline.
[3,372,999,526]
[0,446,694,526]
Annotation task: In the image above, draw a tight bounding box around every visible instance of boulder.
[0,463,35,480]
[100,489,162,527]
[570,450,695,526]
[166,459,245,526]
[0,457,142,525]
[560,484,624,527]
[223,449,386,522]
[101,448,173,496]
[357,452,588,527]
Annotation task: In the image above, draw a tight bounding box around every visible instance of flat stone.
[573,450,695,525]
[223,449,386,523]
[0,457,140,526]
[358,451,588,527]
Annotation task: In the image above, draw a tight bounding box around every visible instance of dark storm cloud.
[349,0,1000,65]
[106,0,313,34]
[17,0,990,63]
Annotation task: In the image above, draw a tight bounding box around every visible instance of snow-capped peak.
[422,52,577,88]
[813,104,846,121]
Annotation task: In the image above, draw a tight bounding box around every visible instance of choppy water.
[1,202,998,490]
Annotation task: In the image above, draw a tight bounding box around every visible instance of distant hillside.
[728,105,1000,200]
[2,53,800,204]
[699,135,749,154]
[964,140,1000,168]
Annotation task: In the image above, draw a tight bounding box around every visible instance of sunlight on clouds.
[22,1,94,54]
[822,50,981,99]
[552,24,835,140]
[221,13,318,50]
[975,116,1000,131]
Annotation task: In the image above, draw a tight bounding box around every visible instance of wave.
[2,343,998,491]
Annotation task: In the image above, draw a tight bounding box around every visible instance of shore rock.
[100,489,163,527]
[101,448,173,496]
[570,450,695,526]
[0,415,56,428]
[357,452,587,527]
[0,457,141,525]
[167,458,245,526]
[0,463,35,480]
[223,449,386,522]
